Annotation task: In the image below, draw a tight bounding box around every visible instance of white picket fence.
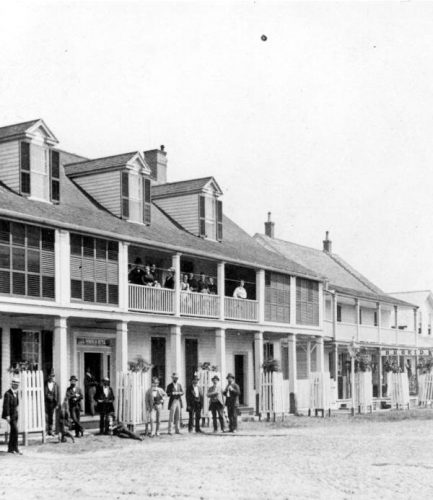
[308,372,332,416]
[418,373,433,406]
[388,372,410,409]
[355,371,373,413]
[260,371,290,418]
[116,371,150,428]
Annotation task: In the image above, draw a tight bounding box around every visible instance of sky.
[1,0,433,293]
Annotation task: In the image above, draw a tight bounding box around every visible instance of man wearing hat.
[207,375,225,433]
[166,372,184,435]
[44,371,59,436]
[95,376,115,435]
[66,375,84,437]
[186,374,203,433]
[128,257,146,285]
[2,375,21,454]
[223,373,241,433]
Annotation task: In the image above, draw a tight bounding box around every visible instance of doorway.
[234,354,245,405]
[151,337,166,389]
[84,352,102,415]
[185,338,198,384]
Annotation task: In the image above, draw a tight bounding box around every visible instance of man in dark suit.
[166,372,184,435]
[207,375,225,432]
[223,373,240,433]
[186,375,203,433]
[2,375,21,454]
[95,377,115,435]
[44,371,59,436]
[65,375,84,437]
[164,267,176,289]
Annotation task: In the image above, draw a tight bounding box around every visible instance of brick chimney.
[264,212,275,238]
[323,231,332,253]
[144,145,167,185]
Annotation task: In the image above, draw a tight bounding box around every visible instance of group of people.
[128,258,173,289]
[145,372,241,436]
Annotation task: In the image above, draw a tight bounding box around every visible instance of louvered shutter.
[50,150,60,202]
[216,199,223,241]
[143,177,151,225]
[20,142,31,195]
[121,171,129,219]
[199,195,206,237]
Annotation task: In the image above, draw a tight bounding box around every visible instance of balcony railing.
[129,284,175,314]
[224,297,259,322]
[180,291,220,318]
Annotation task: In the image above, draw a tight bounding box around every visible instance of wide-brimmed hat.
[134,257,143,265]
[69,375,78,382]
[11,376,20,384]
[226,373,235,380]
[102,376,109,382]
[48,371,55,378]
[212,375,220,381]
[171,372,179,378]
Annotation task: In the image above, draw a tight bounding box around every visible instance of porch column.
[290,276,297,325]
[116,321,128,373]
[256,269,265,324]
[287,333,297,413]
[172,253,181,317]
[355,298,360,342]
[318,282,324,328]
[118,241,129,312]
[394,305,398,345]
[254,331,264,415]
[217,262,225,320]
[215,328,226,378]
[316,336,325,373]
[414,308,418,346]
[170,325,182,377]
[378,350,383,398]
[55,229,70,306]
[53,317,68,399]
[306,340,311,377]
[377,302,381,344]
[332,293,338,340]
[1,321,11,395]
[333,342,338,381]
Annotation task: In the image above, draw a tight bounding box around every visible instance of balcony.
[224,297,259,322]
[329,321,417,347]
[180,291,220,318]
[129,284,174,314]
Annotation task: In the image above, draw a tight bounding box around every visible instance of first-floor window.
[21,331,40,365]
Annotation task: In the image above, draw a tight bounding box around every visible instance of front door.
[151,337,166,389]
[84,352,102,414]
[234,354,245,405]
[185,338,198,384]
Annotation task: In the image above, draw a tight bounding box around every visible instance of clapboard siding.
[153,194,199,234]
[0,140,20,191]
[74,171,121,216]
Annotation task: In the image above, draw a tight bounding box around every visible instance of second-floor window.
[121,171,151,225]
[265,271,290,323]
[296,278,319,326]
[199,195,223,241]
[70,234,119,305]
[0,219,55,299]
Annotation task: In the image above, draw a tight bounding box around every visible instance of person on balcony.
[164,267,176,289]
[44,371,59,436]
[95,377,115,435]
[207,277,217,295]
[207,375,225,433]
[166,372,184,435]
[145,377,166,437]
[66,375,84,438]
[188,272,198,292]
[2,375,21,454]
[223,373,240,433]
[181,274,190,291]
[150,263,160,284]
[143,265,155,286]
[233,280,247,299]
[128,257,146,285]
[186,375,203,433]
[198,272,209,293]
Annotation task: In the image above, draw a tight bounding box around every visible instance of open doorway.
[84,352,102,414]
[234,354,245,405]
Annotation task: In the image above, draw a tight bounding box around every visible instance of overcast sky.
[1,1,433,293]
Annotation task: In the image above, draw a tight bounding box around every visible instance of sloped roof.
[152,177,222,198]
[390,290,433,309]
[64,152,142,177]
[254,233,414,307]
[0,156,319,279]
[0,119,40,140]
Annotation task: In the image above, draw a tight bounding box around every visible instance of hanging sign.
[418,349,433,356]
[380,348,419,356]
[77,337,111,347]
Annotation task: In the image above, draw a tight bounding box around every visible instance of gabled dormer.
[0,119,60,203]
[64,151,152,225]
[152,177,223,241]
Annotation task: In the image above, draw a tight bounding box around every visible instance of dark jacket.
[66,386,83,410]
[2,389,19,420]
[164,275,175,289]
[186,384,203,410]
[128,266,146,285]
[44,381,59,405]
[166,382,184,409]
[95,385,115,414]
[223,383,241,407]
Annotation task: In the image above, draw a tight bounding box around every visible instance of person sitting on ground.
[56,398,75,443]
[164,267,176,289]
[128,257,146,285]
[207,277,217,295]
[108,414,143,440]
[181,274,190,291]
[142,265,155,286]
[145,377,167,437]
[197,272,209,293]
[233,280,247,299]
[188,272,198,292]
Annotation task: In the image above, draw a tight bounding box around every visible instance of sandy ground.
[2,412,433,499]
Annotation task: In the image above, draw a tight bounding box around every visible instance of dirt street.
[1,413,433,499]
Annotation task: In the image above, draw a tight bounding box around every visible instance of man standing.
[95,377,115,435]
[145,377,166,437]
[223,373,240,433]
[66,375,84,438]
[44,372,59,436]
[166,372,184,435]
[2,375,21,454]
[186,375,203,433]
[207,375,225,433]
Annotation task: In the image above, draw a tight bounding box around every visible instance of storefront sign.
[418,349,433,356]
[77,337,111,347]
[380,348,417,356]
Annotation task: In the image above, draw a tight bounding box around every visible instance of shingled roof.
[152,177,222,198]
[254,233,415,307]
[64,152,142,177]
[0,155,319,280]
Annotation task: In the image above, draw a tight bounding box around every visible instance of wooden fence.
[355,371,373,413]
[418,373,433,406]
[388,372,410,409]
[308,372,332,416]
[116,371,150,429]
[259,371,290,419]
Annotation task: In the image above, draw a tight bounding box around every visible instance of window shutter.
[216,199,223,241]
[50,150,60,203]
[20,142,31,195]
[199,195,206,237]
[143,177,151,225]
[121,171,129,219]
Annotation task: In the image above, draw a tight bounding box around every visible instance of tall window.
[70,234,119,305]
[265,271,290,323]
[0,219,55,299]
[296,278,319,326]
[50,150,60,203]
[20,142,31,195]
[199,195,222,240]
[121,171,129,219]
[143,177,151,225]
[22,331,40,365]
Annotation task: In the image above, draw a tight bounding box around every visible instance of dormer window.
[121,169,151,225]
[199,195,223,241]
[50,150,60,203]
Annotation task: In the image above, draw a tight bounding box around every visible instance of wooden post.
[306,340,311,377]
[377,302,381,344]
[394,306,398,345]
[316,337,325,373]
[118,241,130,312]
[254,331,264,415]
[333,343,338,381]
[116,321,128,373]
[215,328,226,379]
[172,253,181,317]
[288,333,297,413]
[256,269,265,324]
[332,293,338,340]
[1,321,11,396]
[378,350,383,399]
[351,355,355,416]
[290,276,297,325]
[55,229,70,306]
[217,262,225,320]
[355,299,360,342]
[170,325,182,377]
[53,317,68,400]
